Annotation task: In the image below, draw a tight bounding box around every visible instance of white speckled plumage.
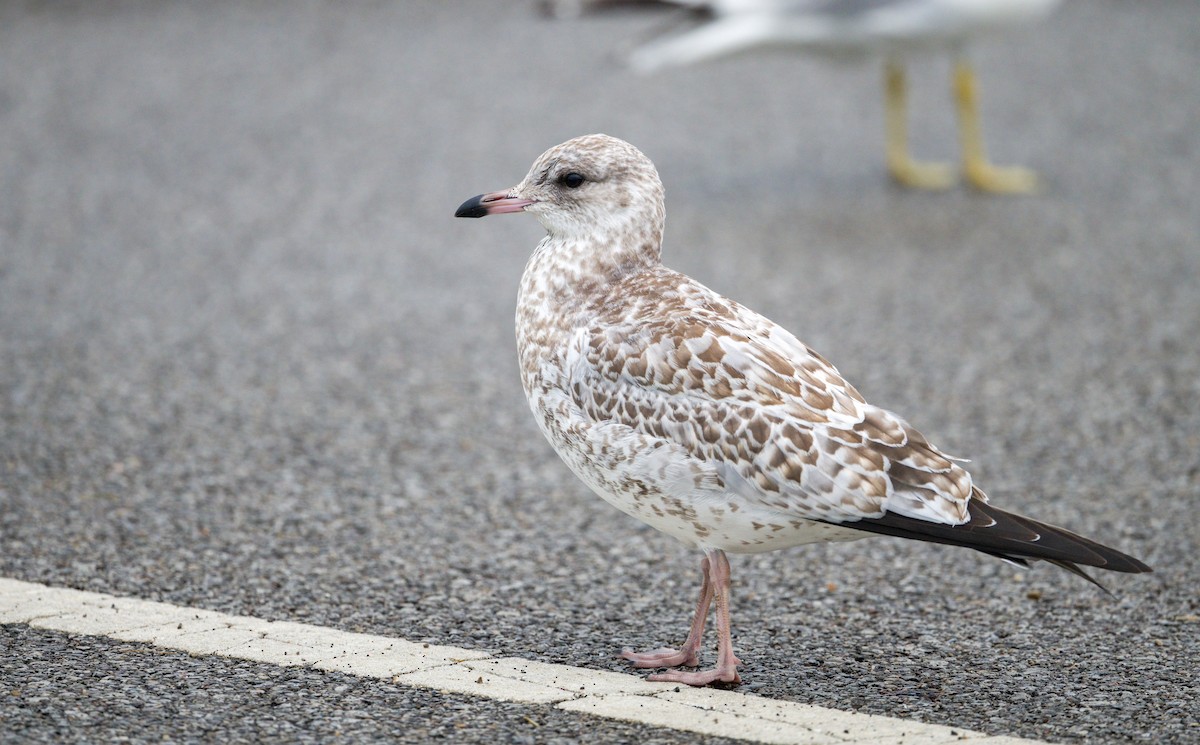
[455,134,1149,685]
[508,135,972,550]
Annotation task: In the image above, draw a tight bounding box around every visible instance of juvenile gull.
[455,134,1150,686]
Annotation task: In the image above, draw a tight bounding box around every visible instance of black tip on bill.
[455,194,488,218]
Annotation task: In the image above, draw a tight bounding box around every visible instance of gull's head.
[455,134,666,243]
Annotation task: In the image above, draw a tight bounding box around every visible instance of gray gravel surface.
[1,1,1197,743]
[0,625,739,745]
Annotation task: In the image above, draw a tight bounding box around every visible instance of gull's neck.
[516,213,664,389]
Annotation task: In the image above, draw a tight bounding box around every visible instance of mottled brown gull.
[454,134,1150,686]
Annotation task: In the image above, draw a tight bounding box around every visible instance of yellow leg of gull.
[884,60,956,190]
[954,58,1038,194]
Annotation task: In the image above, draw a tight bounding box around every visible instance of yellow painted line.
[1,578,1052,744]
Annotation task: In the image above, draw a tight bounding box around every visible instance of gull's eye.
[561,172,585,189]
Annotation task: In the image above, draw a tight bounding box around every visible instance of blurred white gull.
[544,0,1061,193]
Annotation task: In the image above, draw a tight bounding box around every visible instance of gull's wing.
[568,268,973,526]
[626,0,940,71]
[567,268,1151,576]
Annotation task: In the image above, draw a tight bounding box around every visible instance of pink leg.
[624,550,742,686]
[621,554,712,668]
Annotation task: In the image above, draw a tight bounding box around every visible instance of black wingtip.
[823,498,1151,588]
[455,194,488,218]
[1044,560,1115,597]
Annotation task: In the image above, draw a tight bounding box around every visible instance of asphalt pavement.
[1,1,1198,743]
